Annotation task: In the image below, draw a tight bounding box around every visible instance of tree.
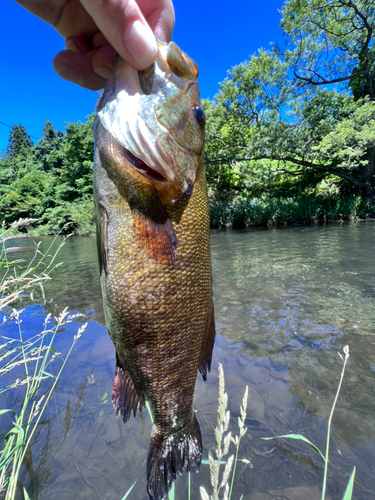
[0,116,96,233]
[282,0,374,99]
[6,124,34,160]
[205,0,375,205]
[35,121,63,171]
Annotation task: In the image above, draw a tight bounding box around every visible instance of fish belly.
[95,158,214,500]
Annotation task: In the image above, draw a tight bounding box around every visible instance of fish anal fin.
[199,297,216,381]
[112,353,145,423]
[133,196,178,266]
[147,413,202,500]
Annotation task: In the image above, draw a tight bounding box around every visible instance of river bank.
[1,192,372,237]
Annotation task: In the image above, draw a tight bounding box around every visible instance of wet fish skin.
[93,40,215,500]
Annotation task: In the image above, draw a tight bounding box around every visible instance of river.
[1,222,375,500]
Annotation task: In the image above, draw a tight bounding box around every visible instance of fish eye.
[192,105,205,124]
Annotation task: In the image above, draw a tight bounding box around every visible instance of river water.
[1,223,375,500]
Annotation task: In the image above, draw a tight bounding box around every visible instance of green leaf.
[145,401,154,424]
[121,481,136,500]
[168,482,175,500]
[342,467,356,500]
[23,487,31,500]
[0,409,16,416]
[202,459,226,465]
[49,347,63,360]
[262,434,326,462]
[42,370,55,378]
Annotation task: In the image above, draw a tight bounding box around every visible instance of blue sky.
[1,0,285,151]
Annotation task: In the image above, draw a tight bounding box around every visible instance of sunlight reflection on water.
[1,222,375,499]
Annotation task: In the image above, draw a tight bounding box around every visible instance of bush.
[209,194,365,228]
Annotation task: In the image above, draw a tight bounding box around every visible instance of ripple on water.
[2,223,375,499]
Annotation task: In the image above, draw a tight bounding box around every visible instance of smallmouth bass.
[93,40,215,500]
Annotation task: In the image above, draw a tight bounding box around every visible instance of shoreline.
[2,217,375,241]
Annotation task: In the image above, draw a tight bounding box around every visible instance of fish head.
[95,40,205,203]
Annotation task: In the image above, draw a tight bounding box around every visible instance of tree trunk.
[360,146,375,207]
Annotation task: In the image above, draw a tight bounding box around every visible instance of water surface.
[1,222,375,500]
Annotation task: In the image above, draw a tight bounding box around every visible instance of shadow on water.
[1,222,375,499]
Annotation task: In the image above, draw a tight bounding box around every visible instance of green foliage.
[205,0,375,211]
[281,0,375,98]
[0,116,95,234]
[3,0,375,230]
[209,193,365,229]
[6,124,33,160]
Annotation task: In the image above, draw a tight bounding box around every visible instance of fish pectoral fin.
[147,413,202,500]
[198,296,216,381]
[112,353,145,423]
[133,195,178,266]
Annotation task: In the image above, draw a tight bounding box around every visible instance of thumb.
[79,0,157,70]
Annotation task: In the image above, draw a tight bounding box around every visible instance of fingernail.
[123,20,157,68]
[94,66,112,80]
[65,39,79,53]
[56,64,84,86]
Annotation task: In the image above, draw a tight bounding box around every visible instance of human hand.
[15,0,175,90]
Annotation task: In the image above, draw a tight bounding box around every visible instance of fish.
[92,39,215,500]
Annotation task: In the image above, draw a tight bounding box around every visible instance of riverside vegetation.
[0,220,85,498]
[1,0,374,233]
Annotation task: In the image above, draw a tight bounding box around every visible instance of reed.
[0,219,83,499]
[262,345,355,500]
[200,363,248,500]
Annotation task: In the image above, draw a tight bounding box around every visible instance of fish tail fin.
[147,412,202,500]
[112,352,145,423]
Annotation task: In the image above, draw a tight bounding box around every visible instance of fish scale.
[93,39,215,500]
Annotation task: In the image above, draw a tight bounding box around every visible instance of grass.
[0,309,86,498]
[200,363,248,500]
[0,218,84,498]
[0,218,70,309]
[262,345,355,500]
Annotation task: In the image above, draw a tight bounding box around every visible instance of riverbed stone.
[270,366,291,382]
[242,364,271,385]
[255,357,271,369]
[227,376,265,422]
[105,420,121,443]
[238,356,248,367]
[90,334,115,365]
[266,379,292,413]
[244,486,330,500]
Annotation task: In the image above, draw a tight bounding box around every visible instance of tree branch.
[207,153,363,188]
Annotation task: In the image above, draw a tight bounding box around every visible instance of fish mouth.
[120,145,168,184]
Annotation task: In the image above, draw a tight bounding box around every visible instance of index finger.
[78,0,174,70]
